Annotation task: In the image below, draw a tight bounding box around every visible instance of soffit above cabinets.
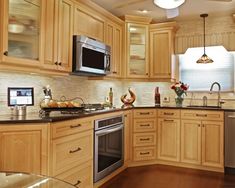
[91,0,235,22]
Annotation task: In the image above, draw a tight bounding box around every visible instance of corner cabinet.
[124,15,152,79]
[0,0,45,69]
[0,124,49,175]
[43,0,74,73]
[150,22,178,81]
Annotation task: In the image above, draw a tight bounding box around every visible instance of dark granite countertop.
[0,105,235,124]
[0,107,128,124]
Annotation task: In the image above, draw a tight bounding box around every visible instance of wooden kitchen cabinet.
[43,0,73,73]
[105,21,123,78]
[0,124,49,175]
[51,130,93,176]
[157,110,180,162]
[150,22,178,81]
[56,160,93,188]
[0,0,45,70]
[181,110,224,169]
[202,121,224,168]
[181,119,202,165]
[132,108,157,162]
[124,110,132,165]
[74,2,105,42]
[124,15,152,79]
[50,117,93,186]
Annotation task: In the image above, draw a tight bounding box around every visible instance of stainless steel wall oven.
[94,115,124,182]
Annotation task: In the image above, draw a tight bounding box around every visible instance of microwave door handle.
[96,124,123,136]
[105,54,110,72]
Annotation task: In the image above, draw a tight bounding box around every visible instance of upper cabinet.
[74,2,105,42]
[43,0,74,73]
[150,22,178,81]
[1,0,45,68]
[105,21,123,78]
[124,15,152,79]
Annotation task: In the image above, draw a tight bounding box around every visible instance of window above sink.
[179,46,235,92]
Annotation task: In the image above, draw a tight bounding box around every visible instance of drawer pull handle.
[163,112,174,115]
[140,124,150,127]
[163,119,174,122]
[70,124,81,129]
[140,138,150,141]
[196,114,207,117]
[74,180,81,186]
[69,147,81,154]
[139,112,150,115]
[140,152,150,155]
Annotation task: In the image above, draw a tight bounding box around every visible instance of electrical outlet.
[163,96,170,103]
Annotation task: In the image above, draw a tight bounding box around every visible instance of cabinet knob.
[113,71,117,74]
[58,62,62,66]
[146,73,149,75]
[3,51,8,56]
[55,62,58,65]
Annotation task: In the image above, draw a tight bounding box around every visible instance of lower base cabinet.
[157,118,180,162]
[0,124,48,175]
[56,160,93,188]
[181,110,224,169]
[133,147,156,161]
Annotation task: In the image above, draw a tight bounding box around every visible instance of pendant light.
[196,14,213,64]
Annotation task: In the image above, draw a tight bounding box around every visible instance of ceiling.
[91,0,235,22]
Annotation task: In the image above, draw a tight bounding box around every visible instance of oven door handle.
[96,124,123,136]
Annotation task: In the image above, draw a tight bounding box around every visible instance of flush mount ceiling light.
[196,14,214,64]
[153,0,185,9]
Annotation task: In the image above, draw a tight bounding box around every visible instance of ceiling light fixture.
[153,0,185,9]
[196,14,214,64]
[138,9,149,14]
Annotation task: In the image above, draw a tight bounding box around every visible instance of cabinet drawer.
[133,109,156,118]
[181,110,224,121]
[133,147,156,161]
[133,118,156,132]
[52,131,93,176]
[158,109,180,119]
[52,117,93,139]
[56,160,93,188]
[133,133,156,147]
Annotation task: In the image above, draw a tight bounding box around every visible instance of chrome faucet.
[209,82,221,107]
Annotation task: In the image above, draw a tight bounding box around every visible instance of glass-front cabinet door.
[127,23,149,78]
[1,0,43,65]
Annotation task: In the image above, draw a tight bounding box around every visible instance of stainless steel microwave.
[72,35,111,76]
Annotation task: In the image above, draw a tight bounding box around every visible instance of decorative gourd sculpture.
[120,88,136,107]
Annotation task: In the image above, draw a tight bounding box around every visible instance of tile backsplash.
[1,72,235,115]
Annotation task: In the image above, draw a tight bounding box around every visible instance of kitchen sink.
[186,105,221,109]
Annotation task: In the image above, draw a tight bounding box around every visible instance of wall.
[1,71,235,115]
[0,72,123,115]
[175,15,235,54]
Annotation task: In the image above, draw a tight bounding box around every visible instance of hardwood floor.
[100,165,235,188]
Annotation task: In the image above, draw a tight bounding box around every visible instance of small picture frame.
[8,87,34,106]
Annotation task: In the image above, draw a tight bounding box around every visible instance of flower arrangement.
[171,82,189,97]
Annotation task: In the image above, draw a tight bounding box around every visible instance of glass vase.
[175,95,184,107]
